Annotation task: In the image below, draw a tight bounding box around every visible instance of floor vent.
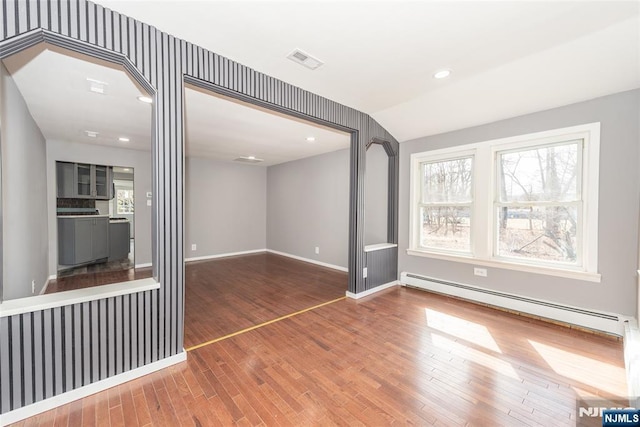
[401,272,625,336]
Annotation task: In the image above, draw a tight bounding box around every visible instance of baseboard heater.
[401,272,626,336]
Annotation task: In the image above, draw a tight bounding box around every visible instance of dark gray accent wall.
[366,247,398,288]
[0,61,48,300]
[186,156,266,257]
[267,149,349,268]
[0,0,398,415]
[399,89,640,316]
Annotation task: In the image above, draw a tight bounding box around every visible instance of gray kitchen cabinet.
[56,161,113,199]
[109,221,130,261]
[56,162,76,198]
[58,216,109,266]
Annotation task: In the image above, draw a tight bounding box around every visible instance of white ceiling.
[94,0,640,142]
[2,45,350,165]
[3,45,154,151]
[185,87,349,166]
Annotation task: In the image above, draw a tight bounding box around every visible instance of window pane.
[420,206,471,252]
[421,157,473,203]
[117,189,134,214]
[497,206,578,264]
[498,142,580,202]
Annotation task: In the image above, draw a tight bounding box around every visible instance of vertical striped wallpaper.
[0,0,398,415]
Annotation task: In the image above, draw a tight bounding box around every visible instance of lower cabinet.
[58,216,109,266]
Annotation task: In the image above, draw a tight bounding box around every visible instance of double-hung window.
[409,123,600,281]
[417,154,474,254]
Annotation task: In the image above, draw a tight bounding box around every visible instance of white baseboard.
[266,249,348,272]
[135,262,152,268]
[185,249,267,263]
[346,280,399,299]
[401,271,627,336]
[39,277,54,296]
[0,351,187,426]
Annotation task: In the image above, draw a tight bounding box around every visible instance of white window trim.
[409,122,600,282]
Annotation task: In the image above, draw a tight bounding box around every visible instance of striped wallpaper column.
[0,0,399,414]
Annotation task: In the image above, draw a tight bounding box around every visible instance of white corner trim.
[346,281,399,299]
[364,243,398,252]
[134,262,152,269]
[185,249,267,263]
[0,278,160,318]
[267,249,348,272]
[623,320,640,400]
[0,351,187,426]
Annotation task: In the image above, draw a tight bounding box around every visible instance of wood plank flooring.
[45,267,153,294]
[183,253,347,349]
[11,254,628,426]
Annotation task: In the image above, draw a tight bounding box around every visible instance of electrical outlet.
[315,246,320,254]
[474,267,487,277]
[191,244,197,251]
[146,199,152,206]
[32,280,36,294]
[363,267,368,278]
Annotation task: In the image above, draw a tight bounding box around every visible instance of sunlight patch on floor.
[528,340,627,397]
[425,308,502,353]
[431,333,520,380]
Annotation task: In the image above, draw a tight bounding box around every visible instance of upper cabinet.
[57,161,113,199]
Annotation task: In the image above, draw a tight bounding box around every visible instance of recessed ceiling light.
[118,137,130,142]
[433,69,451,79]
[137,95,153,104]
[306,136,316,142]
[85,130,99,138]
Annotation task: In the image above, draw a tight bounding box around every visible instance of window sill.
[0,278,160,318]
[406,249,601,283]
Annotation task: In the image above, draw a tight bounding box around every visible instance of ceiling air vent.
[234,156,264,164]
[286,49,324,70]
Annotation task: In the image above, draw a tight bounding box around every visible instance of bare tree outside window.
[419,157,473,252]
[117,189,135,215]
[496,141,581,264]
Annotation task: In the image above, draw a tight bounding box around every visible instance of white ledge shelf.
[364,243,398,252]
[0,278,160,318]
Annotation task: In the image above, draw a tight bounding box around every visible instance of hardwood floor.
[184,253,347,349]
[12,254,627,426]
[45,267,153,294]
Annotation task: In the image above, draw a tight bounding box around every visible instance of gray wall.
[365,143,389,245]
[0,62,49,299]
[185,156,266,258]
[267,149,349,268]
[46,140,153,274]
[399,89,640,316]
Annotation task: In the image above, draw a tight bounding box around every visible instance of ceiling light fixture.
[234,156,264,164]
[123,168,131,172]
[86,78,108,94]
[85,130,99,138]
[119,137,130,142]
[137,95,153,104]
[306,136,316,142]
[433,69,451,79]
[286,49,324,70]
